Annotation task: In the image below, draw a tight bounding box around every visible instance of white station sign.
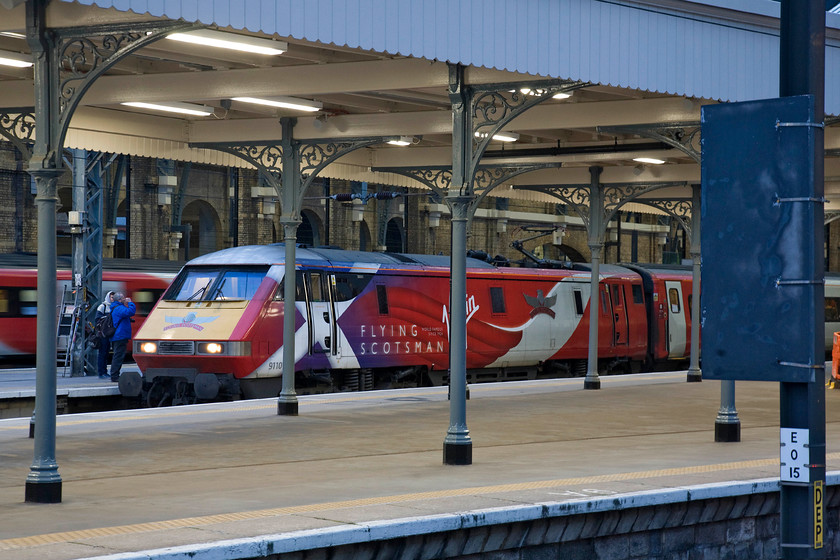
[780,428,810,482]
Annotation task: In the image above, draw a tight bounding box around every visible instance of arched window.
[385,218,404,252]
[181,200,221,259]
[359,221,371,252]
[298,210,322,247]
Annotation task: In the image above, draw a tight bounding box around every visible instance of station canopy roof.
[0,0,837,209]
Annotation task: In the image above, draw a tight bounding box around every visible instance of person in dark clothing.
[95,291,114,379]
[109,292,136,383]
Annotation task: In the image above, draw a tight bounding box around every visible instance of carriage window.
[274,271,306,301]
[333,273,374,302]
[308,273,326,302]
[0,289,8,315]
[131,289,164,315]
[376,285,389,315]
[573,289,584,315]
[632,284,644,304]
[490,287,506,314]
[600,288,610,314]
[19,289,37,315]
[611,285,622,305]
[826,297,840,322]
[668,288,681,313]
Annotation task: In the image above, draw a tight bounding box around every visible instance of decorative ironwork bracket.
[31,20,198,169]
[192,135,397,215]
[465,79,588,194]
[0,108,35,159]
[826,210,840,226]
[515,180,691,237]
[373,163,562,230]
[597,122,702,163]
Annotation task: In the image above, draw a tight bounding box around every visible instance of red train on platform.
[119,244,702,405]
[0,254,178,358]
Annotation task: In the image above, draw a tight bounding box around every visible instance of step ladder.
[56,285,82,376]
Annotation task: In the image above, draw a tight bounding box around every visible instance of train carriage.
[122,244,694,405]
[0,255,177,357]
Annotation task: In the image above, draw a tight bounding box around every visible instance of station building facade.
[0,140,719,268]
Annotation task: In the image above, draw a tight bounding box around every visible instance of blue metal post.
[779,1,825,557]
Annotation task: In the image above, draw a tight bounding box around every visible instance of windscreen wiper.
[187,280,212,301]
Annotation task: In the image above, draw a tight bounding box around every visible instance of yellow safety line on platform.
[2,451,836,552]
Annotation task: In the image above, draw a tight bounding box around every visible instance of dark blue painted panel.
[701,95,823,382]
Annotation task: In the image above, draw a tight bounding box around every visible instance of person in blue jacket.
[109,292,136,383]
[95,290,115,379]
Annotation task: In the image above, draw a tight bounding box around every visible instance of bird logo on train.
[163,313,219,331]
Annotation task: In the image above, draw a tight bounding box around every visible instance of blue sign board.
[701,96,823,382]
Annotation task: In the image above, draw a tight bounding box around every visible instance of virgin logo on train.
[163,313,219,331]
[441,295,480,338]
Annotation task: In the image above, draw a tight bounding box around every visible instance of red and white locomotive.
[122,244,696,405]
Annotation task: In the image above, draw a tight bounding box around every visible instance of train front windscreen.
[164,266,270,302]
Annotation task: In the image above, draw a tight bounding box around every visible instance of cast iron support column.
[443,64,472,465]
[444,197,473,465]
[278,118,300,416]
[584,166,604,390]
[779,1,825,557]
[277,218,300,416]
[26,168,63,503]
[686,184,703,383]
[715,379,740,442]
[25,0,62,504]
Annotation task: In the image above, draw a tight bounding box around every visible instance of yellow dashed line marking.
[2,452,835,551]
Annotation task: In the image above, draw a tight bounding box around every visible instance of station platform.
[0,371,838,559]
[0,366,129,400]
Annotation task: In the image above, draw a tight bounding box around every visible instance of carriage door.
[665,281,687,358]
[609,283,629,347]
[306,272,337,355]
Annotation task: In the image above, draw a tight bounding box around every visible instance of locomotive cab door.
[665,280,687,358]
[304,272,338,356]
[609,283,629,347]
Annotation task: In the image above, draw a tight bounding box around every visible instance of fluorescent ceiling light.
[633,157,666,165]
[168,30,287,56]
[232,96,322,112]
[517,88,572,100]
[476,131,520,143]
[387,136,413,146]
[121,101,214,117]
[0,50,32,68]
[0,32,25,39]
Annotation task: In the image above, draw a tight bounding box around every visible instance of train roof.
[186,244,496,269]
[0,253,185,273]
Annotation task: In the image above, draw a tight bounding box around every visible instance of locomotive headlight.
[198,342,224,354]
[139,342,157,354]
